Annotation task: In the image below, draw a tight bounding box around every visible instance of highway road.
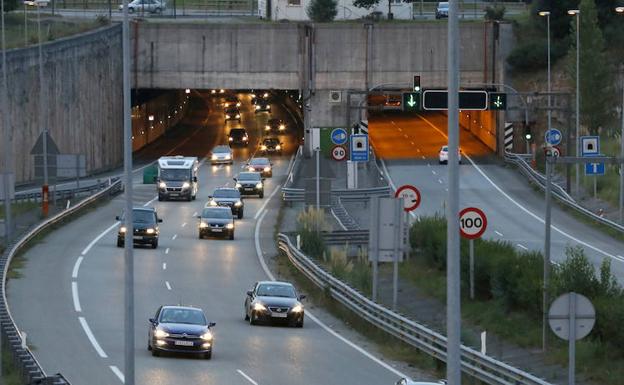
[371,112,624,280]
[8,93,409,385]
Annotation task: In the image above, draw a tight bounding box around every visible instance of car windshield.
[225,107,238,114]
[442,146,448,152]
[160,168,189,181]
[213,146,230,154]
[202,208,232,219]
[213,189,240,198]
[439,2,448,9]
[230,129,246,137]
[131,210,156,224]
[256,283,296,298]
[268,119,280,125]
[159,308,206,325]
[264,138,279,145]
[238,172,261,181]
[250,158,269,166]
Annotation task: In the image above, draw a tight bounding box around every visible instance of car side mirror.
[158,218,163,223]
[261,178,266,182]
[193,177,198,182]
[208,322,216,328]
[233,178,237,182]
[299,295,307,300]
[208,196,212,199]
[153,176,158,183]
[197,215,201,219]
[115,216,120,221]
[149,318,156,324]
[246,290,253,297]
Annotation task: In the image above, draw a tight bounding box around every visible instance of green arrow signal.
[493,97,502,108]
[407,94,416,107]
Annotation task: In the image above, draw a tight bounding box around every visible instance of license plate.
[133,236,142,240]
[169,193,178,196]
[244,188,253,191]
[174,340,194,347]
[271,312,288,318]
[211,228,223,232]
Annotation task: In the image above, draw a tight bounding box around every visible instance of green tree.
[307,0,338,21]
[567,0,615,135]
[352,0,378,10]
[3,0,19,12]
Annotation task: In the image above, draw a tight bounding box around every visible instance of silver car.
[210,145,233,165]
[119,0,165,13]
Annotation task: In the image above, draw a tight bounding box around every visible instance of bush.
[507,38,568,72]
[484,5,505,21]
[296,207,329,258]
[410,215,447,270]
[306,0,338,22]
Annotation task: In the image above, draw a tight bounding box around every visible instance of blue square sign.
[585,160,605,176]
[350,134,369,162]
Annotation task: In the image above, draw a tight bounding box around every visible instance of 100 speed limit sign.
[459,207,487,239]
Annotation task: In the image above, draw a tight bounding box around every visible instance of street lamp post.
[617,7,624,223]
[2,0,13,250]
[568,9,580,197]
[36,2,50,217]
[539,11,552,141]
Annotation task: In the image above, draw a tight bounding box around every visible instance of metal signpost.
[459,207,488,300]
[548,292,596,385]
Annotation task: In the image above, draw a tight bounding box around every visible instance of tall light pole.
[36,2,50,217]
[122,0,135,382]
[617,7,624,224]
[539,11,552,138]
[2,0,13,246]
[568,9,580,197]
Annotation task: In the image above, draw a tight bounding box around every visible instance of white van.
[157,156,199,201]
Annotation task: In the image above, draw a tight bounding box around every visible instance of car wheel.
[151,348,160,357]
[187,195,192,202]
[154,7,161,13]
[192,194,196,201]
[238,210,243,219]
[249,311,256,325]
[296,319,304,328]
[147,341,152,351]
[203,351,212,360]
[229,232,234,240]
[158,195,163,201]
[244,308,250,321]
[117,239,123,248]
[152,240,158,249]
[198,233,203,239]
[259,191,264,198]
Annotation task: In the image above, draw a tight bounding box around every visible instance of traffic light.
[488,92,507,110]
[402,92,421,112]
[413,75,421,92]
[524,123,532,141]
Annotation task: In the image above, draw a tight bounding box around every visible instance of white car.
[438,145,461,164]
[210,145,233,165]
[119,0,165,13]
[396,379,446,385]
[23,0,50,7]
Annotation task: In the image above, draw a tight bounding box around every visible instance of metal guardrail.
[282,186,391,203]
[0,178,122,385]
[504,152,624,234]
[4,178,121,205]
[321,230,368,245]
[278,233,552,385]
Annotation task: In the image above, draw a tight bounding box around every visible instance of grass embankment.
[4,13,107,50]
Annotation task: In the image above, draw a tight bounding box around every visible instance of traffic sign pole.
[543,156,553,351]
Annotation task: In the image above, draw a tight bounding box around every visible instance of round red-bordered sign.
[395,185,421,212]
[459,207,487,239]
[331,145,347,161]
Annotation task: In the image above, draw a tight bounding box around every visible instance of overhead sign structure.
[350,134,369,162]
[488,92,507,110]
[581,136,600,156]
[330,145,347,161]
[330,128,348,146]
[402,92,421,112]
[459,207,488,239]
[395,185,421,212]
[423,90,488,111]
[545,128,563,146]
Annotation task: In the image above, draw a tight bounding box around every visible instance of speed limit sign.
[459,207,487,239]
[331,145,347,161]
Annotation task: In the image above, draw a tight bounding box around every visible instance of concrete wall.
[0,25,123,183]
[131,91,190,151]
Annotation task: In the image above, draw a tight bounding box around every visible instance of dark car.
[224,107,241,122]
[234,172,264,198]
[223,96,241,108]
[244,281,305,327]
[208,187,244,219]
[228,128,249,147]
[116,207,162,249]
[435,1,448,19]
[254,101,271,113]
[197,206,235,240]
[259,137,282,155]
[264,118,286,134]
[246,157,272,177]
[148,305,215,359]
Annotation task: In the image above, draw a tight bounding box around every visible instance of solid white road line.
[416,114,624,264]
[172,234,177,240]
[72,256,84,279]
[81,222,119,255]
[517,244,529,251]
[411,141,415,145]
[143,196,158,207]
[253,201,408,380]
[495,231,504,237]
[438,179,443,184]
[110,365,124,383]
[237,369,259,385]
[431,170,437,175]
[72,282,82,312]
[253,186,281,220]
[166,281,172,291]
[193,211,198,217]
[78,317,108,358]
[163,263,167,270]
[165,248,170,254]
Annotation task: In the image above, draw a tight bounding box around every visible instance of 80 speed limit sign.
[459,207,487,239]
[331,145,347,161]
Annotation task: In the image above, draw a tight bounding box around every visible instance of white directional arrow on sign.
[407,94,416,108]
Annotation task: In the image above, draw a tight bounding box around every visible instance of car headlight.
[279,124,285,130]
[235,183,242,188]
[158,182,166,189]
[201,331,213,341]
[211,154,218,160]
[226,223,234,229]
[243,136,248,141]
[255,105,260,110]
[256,183,263,189]
[261,145,267,150]
[146,228,155,234]
[199,222,208,228]
[236,102,241,107]
[224,154,231,159]
[267,105,271,109]
[234,201,242,207]
[182,182,190,189]
[263,93,268,98]
[263,167,270,172]
[236,114,240,119]
[253,303,266,311]
[154,329,169,338]
[275,145,281,150]
[248,167,255,172]
[211,89,216,94]
[209,200,217,206]
[225,114,230,119]
[265,125,271,131]
[291,304,304,313]
[229,137,233,141]
[120,226,127,233]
